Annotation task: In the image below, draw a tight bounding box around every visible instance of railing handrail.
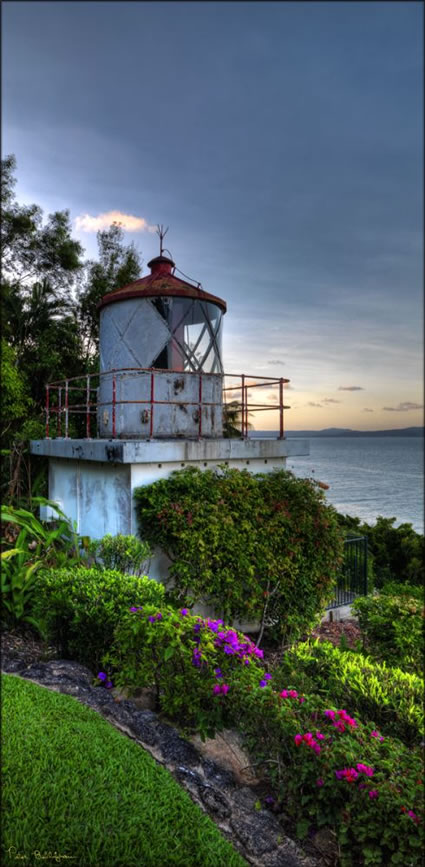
[43,367,291,441]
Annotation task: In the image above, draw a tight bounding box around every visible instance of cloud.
[267,359,285,366]
[338,386,364,391]
[322,398,341,404]
[74,211,156,233]
[382,402,423,412]
[362,408,374,412]
[307,402,323,408]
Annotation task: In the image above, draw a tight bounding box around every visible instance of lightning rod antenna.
[156,224,169,257]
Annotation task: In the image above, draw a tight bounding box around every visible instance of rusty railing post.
[112,373,116,437]
[149,371,154,438]
[279,378,284,439]
[45,385,50,439]
[241,374,245,438]
[86,375,91,438]
[65,380,69,438]
[198,373,203,438]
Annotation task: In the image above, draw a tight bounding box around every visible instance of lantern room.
[97,254,226,439]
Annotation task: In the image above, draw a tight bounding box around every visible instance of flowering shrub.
[236,688,424,866]
[84,533,151,577]
[134,466,344,642]
[105,601,423,864]
[352,592,424,675]
[103,605,266,739]
[31,567,165,670]
[275,640,424,745]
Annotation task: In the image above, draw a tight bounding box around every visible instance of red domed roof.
[98,255,227,313]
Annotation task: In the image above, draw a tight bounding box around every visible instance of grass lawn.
[2,674,247,867]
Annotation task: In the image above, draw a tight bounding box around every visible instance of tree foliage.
[1,155,143,503]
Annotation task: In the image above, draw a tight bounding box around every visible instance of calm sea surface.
[275,437,423,534]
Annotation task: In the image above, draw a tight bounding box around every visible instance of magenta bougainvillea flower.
[369,790,379,799]
[357,763,374,777]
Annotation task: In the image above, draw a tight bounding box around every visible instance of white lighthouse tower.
[31,240,309,565]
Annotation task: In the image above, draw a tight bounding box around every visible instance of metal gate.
[327,536,368,610]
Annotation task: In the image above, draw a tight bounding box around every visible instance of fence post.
[241,374,245,437]
[58,387,62,437]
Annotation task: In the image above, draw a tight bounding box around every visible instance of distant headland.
[251,427,424,438]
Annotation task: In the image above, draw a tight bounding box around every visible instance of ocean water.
[280,437,423,534]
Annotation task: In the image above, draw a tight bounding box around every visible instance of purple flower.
[155,612,163,621]
[214,668,223,678]
[264,673,272,681]
[259,680,267,688]
[244,658,250,665]
[148,615,156,623]
[335,770,345,780]
[254,648,264,659]
[212,684,221,695]
[97,672,107,682]
[105,681,113,689]
[180,608,189,616]
[129,607,139,612]
[264,796,275,805]
[369,790,379,799]
[316,779,324,787]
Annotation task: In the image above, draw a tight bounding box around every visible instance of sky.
[3,0,423,431]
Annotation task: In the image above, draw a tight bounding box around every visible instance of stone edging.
[2,654,320,867]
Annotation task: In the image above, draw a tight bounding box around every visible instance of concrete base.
[322,604,355,622]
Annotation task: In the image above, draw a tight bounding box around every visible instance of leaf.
[296,819,310,839]
[163,646,175,661]
[0,548,25,560]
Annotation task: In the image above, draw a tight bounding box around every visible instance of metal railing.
[327,536,368,610]
[43,368,291,440]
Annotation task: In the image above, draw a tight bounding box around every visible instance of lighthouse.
[31,239,309,560]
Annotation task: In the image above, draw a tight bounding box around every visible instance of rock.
[156,725,200,766]
[202,757,236,789]
[231,811,279,855]
[199,785,231,819]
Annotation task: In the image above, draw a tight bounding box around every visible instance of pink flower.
[324,709,336,720]
[316,778,324,787]
[316,732,325,740]
[408,811,419,823]
[221,683,230,695]
[303,732,314,744]
[212,684,221,695]
[369,790,379,799]
[294,734,303,746]
[298,696,305,704]
[357,763,374,777]
[370,730,383,740]
[312,743,321,755]
[288,689,298,698]
[280,690,289,698]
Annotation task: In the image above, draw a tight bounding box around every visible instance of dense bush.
[274,641,424,745]
[352,592,424,675]
[134,466,344,643]
[337,513,424,588]
[105,605,424,866]
[104,605,266,739]
[32,567,165,671]
[85,533,151,576]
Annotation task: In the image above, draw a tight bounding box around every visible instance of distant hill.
[250,427,424,438]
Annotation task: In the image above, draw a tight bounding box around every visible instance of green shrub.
[1,499,81,631]
[104,605,266,740]
[237,688,424,867]
[134,466,344,644]
[352,593,424,675]
[85,533,151,576]
[274,641,424,745]
[337,514,424,588]
[32,567,165,671]
[380,580,424,602]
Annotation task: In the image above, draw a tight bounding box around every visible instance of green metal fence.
[327,536,368,610]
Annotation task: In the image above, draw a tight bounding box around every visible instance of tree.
[78,223,142,355]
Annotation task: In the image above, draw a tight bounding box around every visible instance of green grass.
[2,674,247,867]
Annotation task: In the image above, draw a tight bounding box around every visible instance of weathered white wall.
[48,458,131,538]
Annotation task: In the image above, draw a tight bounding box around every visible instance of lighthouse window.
[149,296,223,374]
